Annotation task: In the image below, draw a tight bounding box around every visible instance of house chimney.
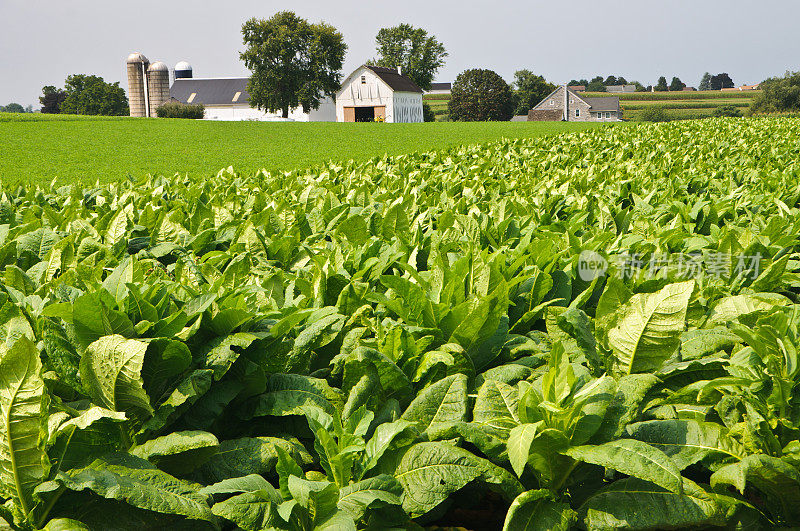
[397,65,402,75]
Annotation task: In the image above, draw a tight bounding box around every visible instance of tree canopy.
[240,11,346,118]
[710,73,734,90]
[512,70,556,116]
[448,69,514,122]
[0,103,25,113]
[654,76,669,92]
[59,75,128,116]
[750,71,800,115]
[698,72,712,91]
[370,23,447,91]
[39,86,66,114]
[669,77,686,91]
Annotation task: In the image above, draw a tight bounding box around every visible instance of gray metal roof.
[583,97,620,111]
[429,82,451,91]
[170,78,250,105]
[366,66,424,93]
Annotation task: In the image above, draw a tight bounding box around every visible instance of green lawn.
[0,113,607,187]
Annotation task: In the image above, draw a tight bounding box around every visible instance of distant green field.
[0,112,606,186]
[581,90,760,101]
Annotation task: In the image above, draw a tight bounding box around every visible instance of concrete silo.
[175,61,193,79]
[147,61,170,116]
[126,52,150,117]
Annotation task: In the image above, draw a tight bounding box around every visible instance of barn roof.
[366,66,424,93]
[429,82,452,91]
[170,78,250,105]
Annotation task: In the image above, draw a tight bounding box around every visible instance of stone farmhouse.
[528,86,622,122]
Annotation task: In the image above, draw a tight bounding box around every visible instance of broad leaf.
[79,335,153,417]
[0,337,48,518]
[607,280,694,374]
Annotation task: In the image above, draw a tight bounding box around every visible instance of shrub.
[422,102,436,122]
[749,71,800,115]
[639,107,671,122]
[155,101,206,119]
[449,69,515,122]
[713,105,743,118]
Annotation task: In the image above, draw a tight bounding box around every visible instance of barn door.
[374,106,386,122]
[343,107,355,122]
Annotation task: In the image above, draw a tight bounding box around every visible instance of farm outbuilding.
[336,65,424,123]
[529,85,622,122]
[169,77,336,121]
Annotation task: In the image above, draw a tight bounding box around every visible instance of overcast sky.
[1,0,798,107]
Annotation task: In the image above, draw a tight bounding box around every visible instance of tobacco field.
[1,117,800,530]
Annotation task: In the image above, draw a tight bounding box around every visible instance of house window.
[575,109,580,117]
[570,99,574,104]
[605,112,611,118]
[550,100,554,106]
[361,75,366,84]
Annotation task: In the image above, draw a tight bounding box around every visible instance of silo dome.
[148,61,168,72]
[174,61,193,79]
[127,52,149,64]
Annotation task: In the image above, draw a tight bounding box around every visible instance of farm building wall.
[532,87,591,122]
[336,66,394,122]
[202,99,336,121]
[528,109,563,121]
[336,66,423,123]
[532,86,621,122]
[392,92,424,123]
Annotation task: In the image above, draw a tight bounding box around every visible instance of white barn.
[336,65,424,123]
[169,77,336,121]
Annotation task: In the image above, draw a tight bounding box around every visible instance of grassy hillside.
[0,112,605,186]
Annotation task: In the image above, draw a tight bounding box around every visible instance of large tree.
[750,71,800,114]
[710,73,734,90]
[654,76,669,92]
[370,23,447,91]
[512,70,556,116]
[40,85,66,114]
[669,76,686,91]
[698,72,712,91]
[240,12,346,119]
[1,103,25,113]
[60,75,128,115]
[448,69,514,122]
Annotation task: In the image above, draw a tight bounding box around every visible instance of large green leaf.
[49,406,127,473]
[593,373,660,442]
[394,441,523,517]
[336,474,402,520]
[565,439,683,494]
[625,419,745,470]
[45,453,216,523]
[245,374,344,419]
[131,431,219,476]
[0,337,48,518]
[473,380,520,432]
[79,335,153,417]
[194,437,312,484]
[607,280,694,374]
[400,374,468,432]
[507,423,570,483]
[503,489,576,531]
[580,477,727,530]
[711,454,800,522]
[211,488,283,531]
